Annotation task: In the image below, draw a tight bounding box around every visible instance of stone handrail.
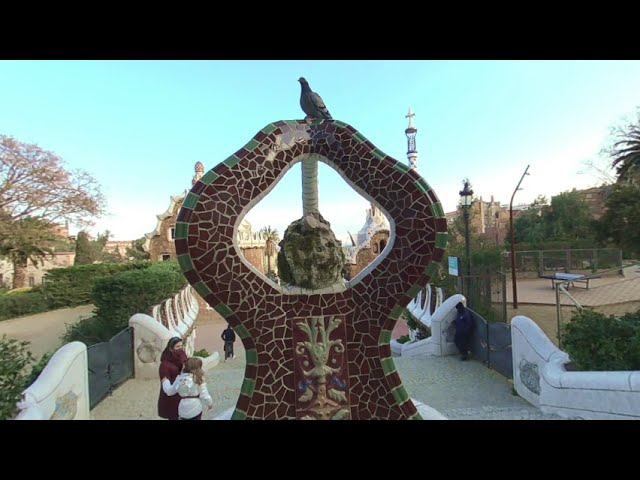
[511,315,640,419]
[15,342,90,420]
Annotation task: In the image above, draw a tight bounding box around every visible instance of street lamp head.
[459,179,474,208]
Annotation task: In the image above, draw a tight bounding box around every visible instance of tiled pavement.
[92,349,559,420]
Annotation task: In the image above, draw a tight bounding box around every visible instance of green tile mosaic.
[389,305,405,320]
[435,232,448,249]
[223,155,241,168]
[260,123,278,135]
[381,357,396,375]
[193,281,212,299]
[199,170,219,185]
[240,378,256,396]
[174,223,188,239]
[177,254,194,273]
[213,303,233,319]
[183,192,199,210]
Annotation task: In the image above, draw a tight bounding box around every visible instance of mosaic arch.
[175,119,448,420]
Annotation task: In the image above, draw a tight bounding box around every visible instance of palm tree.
[611,110,640,183]
[260,226,280,275]
[0,217,54,288]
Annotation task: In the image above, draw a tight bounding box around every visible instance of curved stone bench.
[511,315,640,420]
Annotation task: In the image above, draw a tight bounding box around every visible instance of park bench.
[540,273,592,290]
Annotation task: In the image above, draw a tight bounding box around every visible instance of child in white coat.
[170,357,213,420]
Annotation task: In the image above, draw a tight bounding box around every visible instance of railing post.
[538,250,544,277]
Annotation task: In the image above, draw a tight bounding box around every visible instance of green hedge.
[65,261,186,345]
[42,262,150,309]
[0,288,49,321]
[561,309,640,371]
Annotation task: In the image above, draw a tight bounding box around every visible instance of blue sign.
[448,257,460,276]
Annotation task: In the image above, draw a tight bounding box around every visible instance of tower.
[405,107,418,171]
[193,161,205,185]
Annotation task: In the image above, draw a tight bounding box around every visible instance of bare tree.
[0,135,106,228]
[0,135,106,287]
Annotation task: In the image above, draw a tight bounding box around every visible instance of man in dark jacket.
[454,302,474,361]
[221,324,236,361]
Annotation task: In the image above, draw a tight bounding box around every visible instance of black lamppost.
[459,179,473,299]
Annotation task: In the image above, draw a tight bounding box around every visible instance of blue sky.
[1,60,639,243]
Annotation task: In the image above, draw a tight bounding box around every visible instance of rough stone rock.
[277,212,345,290]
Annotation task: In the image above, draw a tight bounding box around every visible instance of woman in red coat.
[158,337,188,420]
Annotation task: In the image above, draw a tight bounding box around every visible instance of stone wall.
[348,231,389,279]
[242,246,266,274]
[148,201,182,261]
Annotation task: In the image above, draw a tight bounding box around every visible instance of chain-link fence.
[555,263,640,348]
[507,248,623,279]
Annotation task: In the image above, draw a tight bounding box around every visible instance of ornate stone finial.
[192,162,205,185]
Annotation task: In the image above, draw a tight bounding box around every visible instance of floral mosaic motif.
[176,119,448,419]
[519,359,541,395]
[50,391,78,420]
[295,316,349,420]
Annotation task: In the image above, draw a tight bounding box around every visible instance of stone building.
[344,205,390,279]
[143,162,268,273]
[573,185,611,220]
[446,196,528,246]
[343,108,418,278]
[0,252,75,288]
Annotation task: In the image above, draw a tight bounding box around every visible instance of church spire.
[405,107,418,172]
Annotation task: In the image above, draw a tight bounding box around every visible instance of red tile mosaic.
[176,120,447,420]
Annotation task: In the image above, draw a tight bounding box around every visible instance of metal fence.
[458,271,507,323]
[468,308,512,379]
[87,327,134,409]
[554,263,640,348]
[506,248,623,278]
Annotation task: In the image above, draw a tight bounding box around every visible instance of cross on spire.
[405,107,416,129]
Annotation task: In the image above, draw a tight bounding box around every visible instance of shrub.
[193,349,210,358]
[62,315,118,347]
[0,335,34,420]
[65,261,186,345]
[42,262,150,309]
[91,261,185,330]
[401,309,431,339]
[396,335,411,344]
[24,351,54,388]
[0,289,49,321]
[561,309,640,371]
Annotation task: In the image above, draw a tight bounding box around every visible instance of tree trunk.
[301,155,319,216]
[12,259,27,289]
[267,251,272,275]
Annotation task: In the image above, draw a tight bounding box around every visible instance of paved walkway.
[0,305,95,360]
[92,350,559,420]
[507,266,640,306]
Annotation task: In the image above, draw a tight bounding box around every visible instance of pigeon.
[298,77,332,120]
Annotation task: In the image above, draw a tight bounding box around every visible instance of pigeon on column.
[298,77,332,121]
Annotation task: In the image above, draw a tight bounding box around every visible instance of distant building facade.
[572,185,612,220]
[0,252,75,288]
[143,162,269,274]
